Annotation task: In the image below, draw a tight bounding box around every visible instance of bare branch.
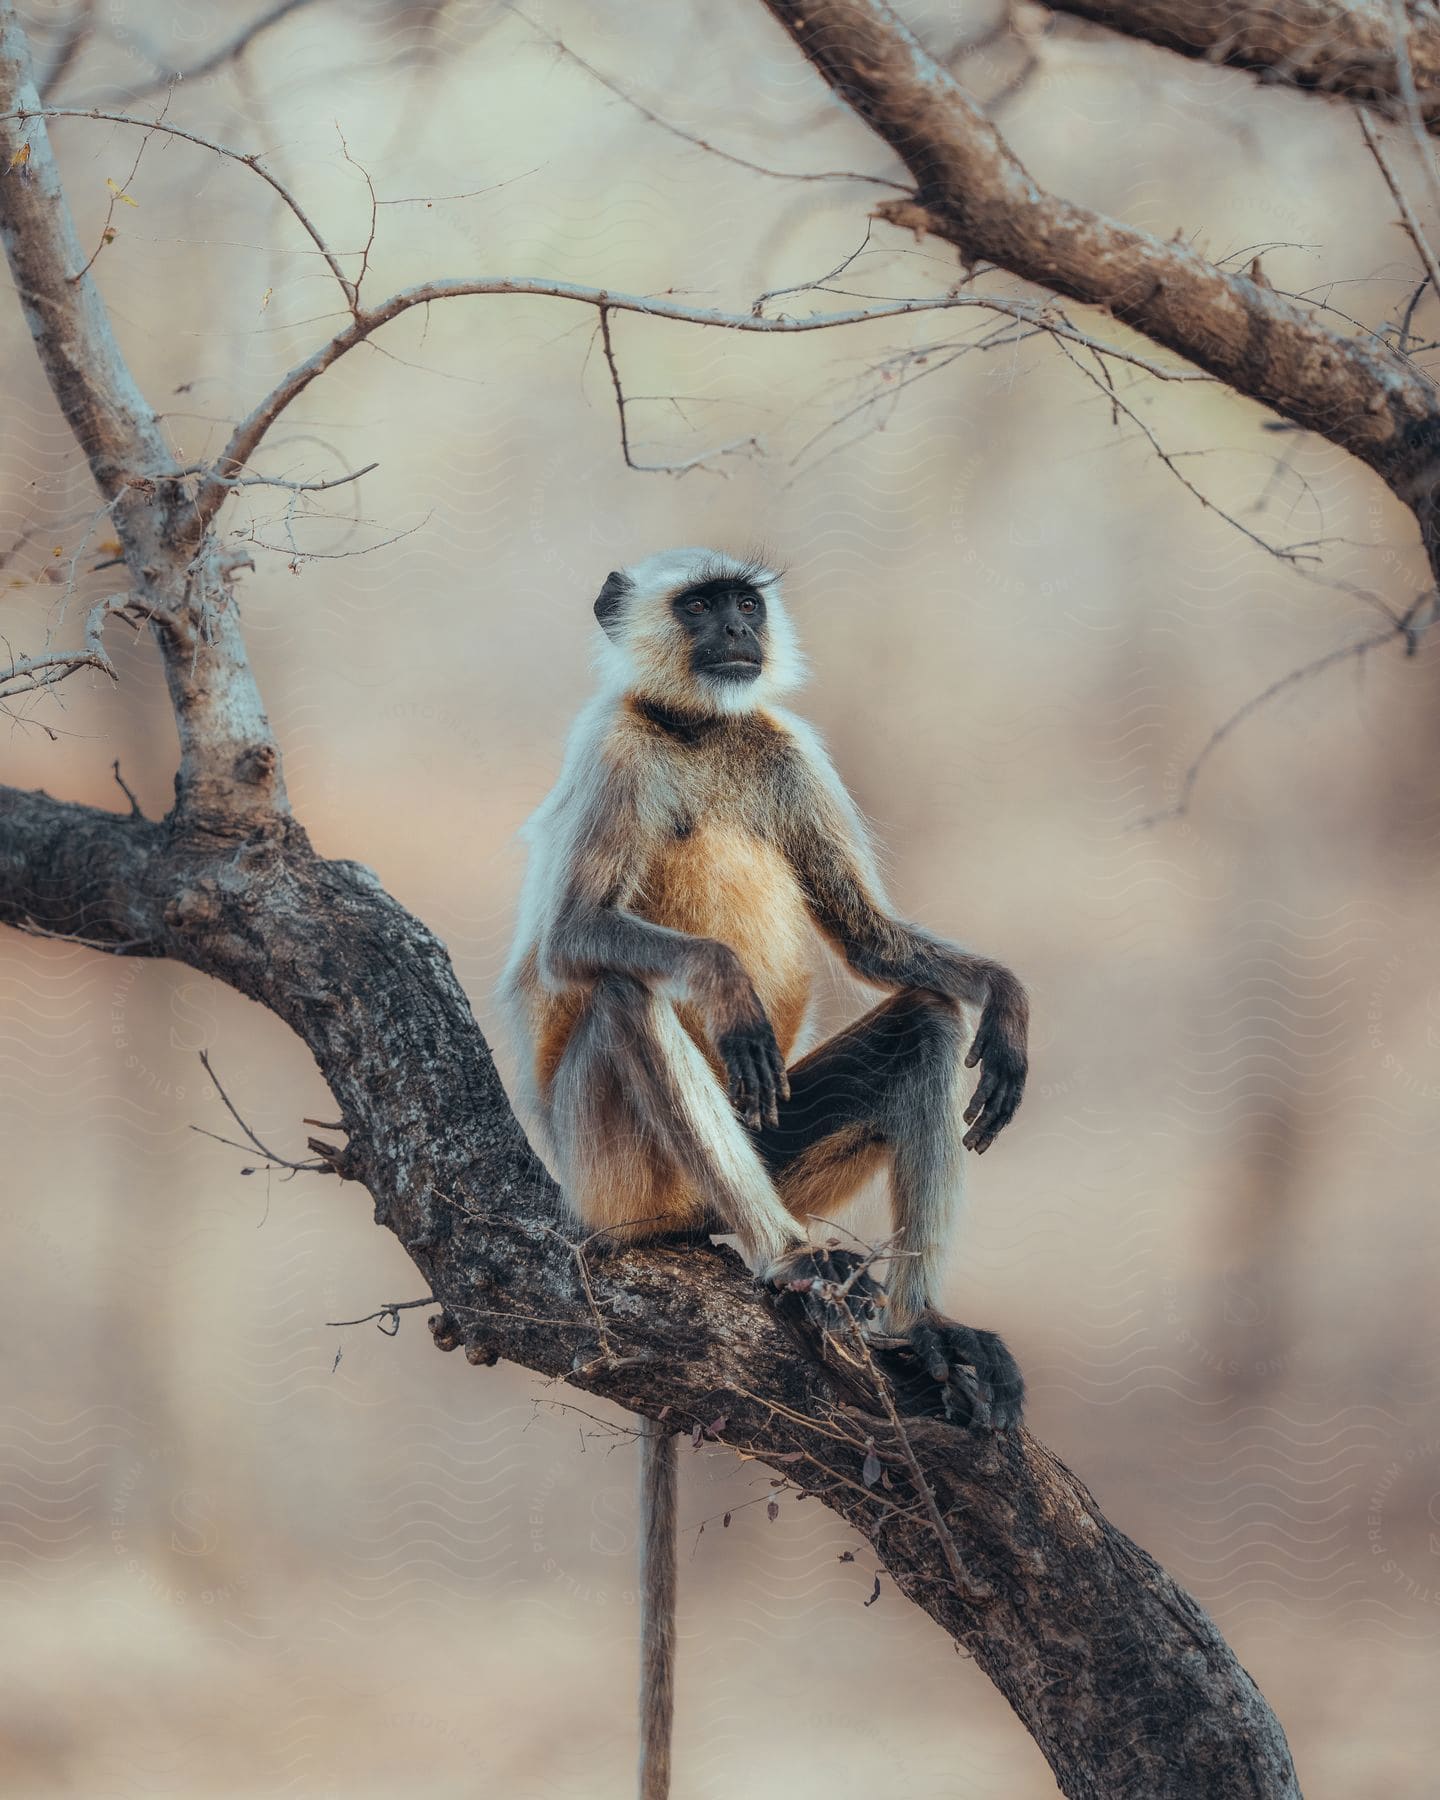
[597,305,761,475]
[0,591,130,704]
[326,1298,436,1334]
[16,105,356,310]
[1138,601,1428,825]
[0,42,173,494]
[0,777,1303,1799]
[755,0,1440,576]
[193,1048,330,1174]
[1385,0,1440,214]
[198,277,1200,521]
[507,5,908,190]
[1041,0,1440,132]
[1357,107,1440,308]
[73,0,323,107]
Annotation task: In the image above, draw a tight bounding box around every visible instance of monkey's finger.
[964,1065,1000,1125]
[741,1046,767,1129]
[764,1046,788,1125]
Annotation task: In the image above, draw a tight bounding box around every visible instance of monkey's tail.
[638,1417,678,1800]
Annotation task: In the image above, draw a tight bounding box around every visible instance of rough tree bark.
[0,4,1323,1793]
[759,0,1440,576]
[1038,0,1440,130]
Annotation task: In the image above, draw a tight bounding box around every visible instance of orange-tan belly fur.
[636,823,813,1065]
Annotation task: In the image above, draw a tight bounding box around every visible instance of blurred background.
[3,0,1439,1793]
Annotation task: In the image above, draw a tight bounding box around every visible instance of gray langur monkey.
[500,548,1029,1799]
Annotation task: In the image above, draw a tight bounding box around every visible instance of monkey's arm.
[777,740,1028,1151]
[539,761,790,1127]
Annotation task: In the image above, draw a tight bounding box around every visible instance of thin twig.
[111,759,142,819]
[14,105,356,309]
[198,278,1203,519]
[194,1048,329,1173]
[76,0,321,107]
[327,1297,435,1334]
[1357,107,1440,307]
[507,6,907,191]
[1137,605,1429,827]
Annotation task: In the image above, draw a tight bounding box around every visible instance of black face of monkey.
[672,579,766,684]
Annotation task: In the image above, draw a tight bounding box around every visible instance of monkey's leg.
[549,972,803,1269]
[755,989,1024,1427]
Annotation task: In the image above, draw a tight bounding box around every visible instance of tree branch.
[70,0,323,107]
[756,0,1440,577]
[0,780,1301,1799]
[0,10,288,828]
[196,278,1197,522]
[1041,0,1440,131]
[0,589,130,703]
[15,105,358,311]
[0,2,1304,1789]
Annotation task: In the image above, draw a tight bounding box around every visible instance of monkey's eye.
[686,599,707,615]
[738,597,757,613]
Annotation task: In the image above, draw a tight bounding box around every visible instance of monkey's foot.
[905,1315,1024,1430]
[769,1243,885,1332]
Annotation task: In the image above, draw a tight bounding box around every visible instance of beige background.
[3,0,1440,1793]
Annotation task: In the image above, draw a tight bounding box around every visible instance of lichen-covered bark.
[0,783,1301,1799]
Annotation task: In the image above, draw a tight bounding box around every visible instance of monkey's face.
[672,579,766,690]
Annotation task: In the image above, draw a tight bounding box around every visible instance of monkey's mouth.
[702,657,762,679]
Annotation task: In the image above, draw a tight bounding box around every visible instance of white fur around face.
[594,547,807,714]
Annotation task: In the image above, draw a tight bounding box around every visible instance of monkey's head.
[591,548,805,715]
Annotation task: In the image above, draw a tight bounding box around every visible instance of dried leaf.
[766,1499,779,1522]
[707,1412,728,1437]
[690,1423,703,1449]
[260,286,273,310]
[8,144,30,172]
[864,1574,882,1607]
[862,1442,881,1488]
[837,1549,855,1563]
[722,1512,732,1529]
[105,177,138,208]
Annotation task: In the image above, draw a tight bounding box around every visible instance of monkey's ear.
[593,569,632,637]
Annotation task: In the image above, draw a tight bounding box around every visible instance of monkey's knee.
[868,990,967,1115]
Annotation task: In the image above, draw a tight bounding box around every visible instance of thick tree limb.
[756,0,1440,574]
[0,1,1303,1791]
[1042,0,1440,131]
[0,14,285,828]
[0,783,1301,1799]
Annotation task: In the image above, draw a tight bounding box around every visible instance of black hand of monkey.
[769,1243,885,1331]
[908,1314,1024,1429]
[717,1014,790,1130]
[962,1008,1026,1154]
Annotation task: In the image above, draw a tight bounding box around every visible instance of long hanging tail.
[638,1418,678,1800]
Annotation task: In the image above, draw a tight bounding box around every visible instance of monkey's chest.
[636,824,813,1058]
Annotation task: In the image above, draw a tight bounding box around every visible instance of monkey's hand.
[908,1313,1024,1429]
[692,942,791,1129]
[769,1242,885,1332]
[962,969,1028,1153]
